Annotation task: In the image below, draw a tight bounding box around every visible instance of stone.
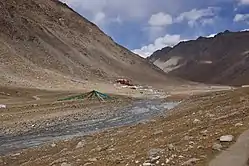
[200,155,207,159]
[168,144,175,151]
[206,113,215,118]
[188,145,194,149]
[150,156,160,163]
[51,143,56,147]
[212,143,223,151]
[220,135,234,142]
[240,97,246,101]
[49,158,67,166]
[88,158,97,162]
[182,158,200,165]
[76,141,85,149]
[5,129,11,134]
[171,154,177,158]
[189,141,195,145]
[96,147,102,151]
[108,148,115,152]
[153,130,163,135]
[235,123,243,127]
[197,146,204,149]
[143,163,153,166]
[0,104,6,109]
[11,153,21,156]
[148,148,163,157]
[113,157,123,164]
[200,130,208,136]
[193,119,201,124]
[61,162,71,166]
[183,136,193,141]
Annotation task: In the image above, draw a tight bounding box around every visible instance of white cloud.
[240,29,249,31]
[133,34,186,58]
[148,12,173,26]
[175,7,219,27]
[187,20,196,27]
[61,0,107,13]
[234,14,249,22]
[145,26,165,42]
[93,12,106,25]
[134,7,221,58]
[60,0,161,21]
[146,12,173,41]
[110,15,122,24]
[60,0,218,27]
[133,32,220,58]
[60,0,161,31]
[201,18,215,26]
[206,33,216,38]
[238,0,249,5]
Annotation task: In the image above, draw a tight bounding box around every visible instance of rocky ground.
[0,86,136,136]
[1,86,248,166]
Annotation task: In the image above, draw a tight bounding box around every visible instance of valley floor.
[0,85,248,166]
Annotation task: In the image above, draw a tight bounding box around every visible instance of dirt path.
[209,129,249,166]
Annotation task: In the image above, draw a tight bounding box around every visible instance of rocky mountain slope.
[148,46,172,63]
[0,0,172,90]
[149,30,249,86]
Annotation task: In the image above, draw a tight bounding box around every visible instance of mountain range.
[149,30,249,86]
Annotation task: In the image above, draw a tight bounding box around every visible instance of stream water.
[0,99,179,155]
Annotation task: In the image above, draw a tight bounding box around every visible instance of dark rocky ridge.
[149,30,249,86]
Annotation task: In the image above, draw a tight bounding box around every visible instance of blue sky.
[60,0,249,57]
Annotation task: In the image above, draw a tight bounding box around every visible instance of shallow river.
[0,99,179,155]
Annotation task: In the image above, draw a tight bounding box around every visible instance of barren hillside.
[150,30,249,86]
[0,0,174,90]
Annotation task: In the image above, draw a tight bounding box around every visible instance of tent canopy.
[58,90,111,102]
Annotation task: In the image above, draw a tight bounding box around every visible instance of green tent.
[58,90,111,102]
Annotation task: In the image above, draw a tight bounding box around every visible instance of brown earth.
[1,86,248,166]
[149,30,249,86]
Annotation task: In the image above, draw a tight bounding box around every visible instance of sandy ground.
[0,84,244,166]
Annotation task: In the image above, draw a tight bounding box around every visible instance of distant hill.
[149,30,249,86]
[0,0,175,89]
